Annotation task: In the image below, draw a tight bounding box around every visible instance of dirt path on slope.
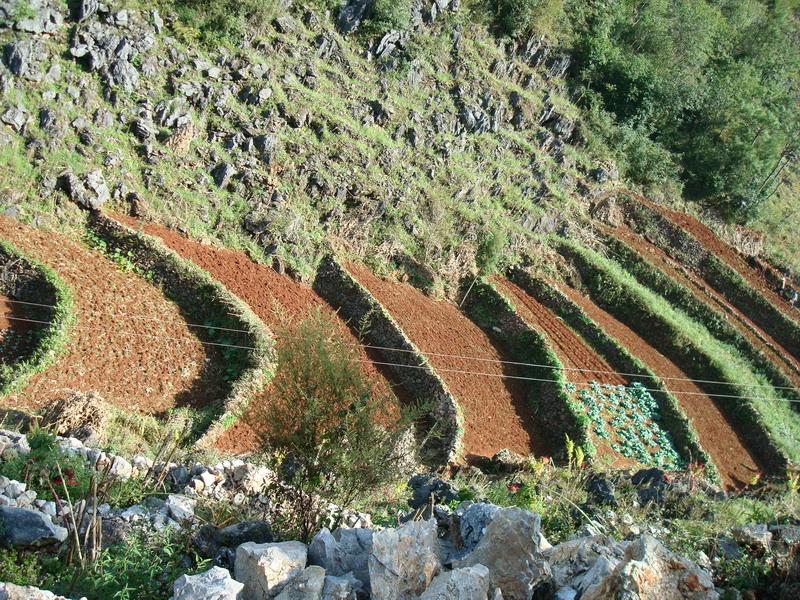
[556,281,765,489]
[606,224,800,388]
[348,263,554,460]
[494,278,635,467]
[0,217,226,414]
[114,216,405,454]
[633,194,800,324]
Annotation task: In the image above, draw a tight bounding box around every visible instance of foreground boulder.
[418,564,491,599]
[0,582,80,600]
[453,507,549,600]
[369,518,440,600]
[308,527,372,592]
[582,535,718,600]
[235,541,307,600]
[0,506,67,548]
[544,534,625,598]
[274,565,325,600]
[171,566,243,600]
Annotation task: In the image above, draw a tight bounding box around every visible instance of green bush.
[490,0,565,37]
[2,429,94,501]
[167,0,281,46]
[475,226,508,275]
[246,309,418,540]
[361,0,412,37]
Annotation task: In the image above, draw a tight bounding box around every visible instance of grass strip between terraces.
[507,269,718,482]
[461,278,592,460]
[86,213,275,447]
[0,241,75,399]
[603,235,800,407]
[619,197,800,361]
[556,238,800,473]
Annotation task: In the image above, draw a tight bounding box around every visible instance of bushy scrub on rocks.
[244,310,419,541]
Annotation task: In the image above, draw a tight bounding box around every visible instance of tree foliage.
[569,0,800,217]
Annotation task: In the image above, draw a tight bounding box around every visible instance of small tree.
[247,309,417,540]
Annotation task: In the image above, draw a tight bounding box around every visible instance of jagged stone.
[212,163,236,189]
[0,582,78,600]
[274,565,325,600]
[336,0,375,34]
[235,541,308,600]
[731,524,772,552]
[0,506,67,548]
[454,507,550,600]
[407,474,458,510]
[172,566,244,600]
[419,564,490,599]
[369,519,440,600]
[582,535,718,600]
[321,573,360,599]
[308,527,372,593]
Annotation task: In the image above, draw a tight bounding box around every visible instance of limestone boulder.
[235,541,307,600]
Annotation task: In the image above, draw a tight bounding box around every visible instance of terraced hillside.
[0,215,228,414]
[0,0,797,494]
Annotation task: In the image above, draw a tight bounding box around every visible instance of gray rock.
[336,0,374,34]
[275,565,325,600]
[731,524,772,552]
[0,582,76,599]
[172,566,244,600]
[582,535,718,600]
[3,40,41,79]
[321,573,360,600]
[212,163,236,189]
[408,474,458,510]
[369,519,440,600]
[165,494,196,523]
[235,541,308,600]
[453,507,550,600]
[13,0,64,34]
[195,521,274,562]
[545,535,624,598]
[77,0,98,21]
[418,564,490,599]
[458,503,501,553]
[1,106,28,131]
[274,16,297,34]
[308,527,372,593]
[0,506,68,548]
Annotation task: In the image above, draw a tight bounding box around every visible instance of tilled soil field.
[493,278,634,466]
[607,224,800,389]
[634,194,800,323]
[115,217,404,454]
[348,263,554,460]
[0,217,226,413]
[556,281,765,488]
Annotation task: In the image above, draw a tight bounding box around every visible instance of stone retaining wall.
[313,256,462,466]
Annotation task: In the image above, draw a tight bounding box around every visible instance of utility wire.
[2,313,800,406]
[3,296,799,395]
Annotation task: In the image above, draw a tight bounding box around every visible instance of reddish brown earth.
[494,278,640,468]
[631,193,800,324]
[113,216,405,454]
[0,216,226,413]
[606,224,800,388]
[556,280,766,489]
[348,263,554,460]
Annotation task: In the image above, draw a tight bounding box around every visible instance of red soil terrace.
[555,280,766,489]
[607,224,800,389]
[493,278,635,466]
[113,216,404,454]
[0,216,226,413]
[632,193,800,324]
[347,263,555,461]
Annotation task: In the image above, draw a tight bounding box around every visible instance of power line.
[3,297,800,395]
[2,312,800,406]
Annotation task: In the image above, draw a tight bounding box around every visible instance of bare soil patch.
[348,263,554,460]
[0,216,226,414]
[607,224,800,388]
[556,280,765,489]
[634,194,800,323]
[114,217,404,454]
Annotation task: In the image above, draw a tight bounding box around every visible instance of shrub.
[168,0,281,46]
[475,226,508,275]
[489,0,564,37]
[360,0,412,37]
[245,310,418,540]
